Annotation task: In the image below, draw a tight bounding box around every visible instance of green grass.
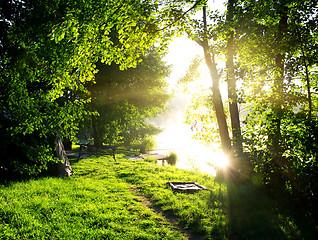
[1,154,316,239]
[107,156,229,239]
[0,157,185,239]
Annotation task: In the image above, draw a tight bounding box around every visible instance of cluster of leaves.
[185,92,221,146]
[0,0,173,178]
[244,109,318,214]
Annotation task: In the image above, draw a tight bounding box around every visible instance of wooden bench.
[78,143,117,162]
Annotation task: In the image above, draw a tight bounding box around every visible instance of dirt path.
[128,186,205,240]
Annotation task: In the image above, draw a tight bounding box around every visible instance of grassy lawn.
[0,154,316,239]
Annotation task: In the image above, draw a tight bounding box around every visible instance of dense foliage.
[235,0,318,221]
[82,49,171,151]
[0,0,170,179]
[178,0,318,224]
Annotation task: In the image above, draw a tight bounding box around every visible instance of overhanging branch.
[156,0,205,32]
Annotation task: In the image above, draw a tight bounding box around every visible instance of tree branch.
[157,0,205,32]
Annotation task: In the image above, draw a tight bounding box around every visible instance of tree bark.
[226,0,243,156]
[91,115,102,147]
[268,7,288,159]
[200,6,231,154]
[305,58,312,118]
[296,21,312,117]
[300,43,312,118]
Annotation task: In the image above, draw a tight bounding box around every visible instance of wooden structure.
[55,138,74,177]
[78,143,117,162]
[166,182,208,193]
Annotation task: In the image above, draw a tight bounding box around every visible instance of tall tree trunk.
[226,0,243,156]
[268,7,288,161]
[91,115,102,147]
[205,50,232,153]
[300,44,312,117]
[200,6,231,153]
[296,27,312,117]
[304,57,312,118]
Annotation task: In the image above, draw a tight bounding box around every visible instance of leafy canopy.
[0,0,172,178]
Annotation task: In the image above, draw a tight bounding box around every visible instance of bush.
[166,152,178,166]
[129,136,157,154]
[245,112,318,222]
[0,133,56,181]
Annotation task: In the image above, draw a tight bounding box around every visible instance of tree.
[188,5,232,154]
[84,49,171,151]
[232,0,318,220]
[179,1,243,166]
[0,0,170,179]
[235,0,317,169]
[172,0,318,222]
[225,0,243,156]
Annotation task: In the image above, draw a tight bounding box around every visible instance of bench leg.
[112,150,117,163]
[77,145,83,162]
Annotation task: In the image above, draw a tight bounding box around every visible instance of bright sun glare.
[211,152,229,169]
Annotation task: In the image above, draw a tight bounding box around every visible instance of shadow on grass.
[227,180,285,240]
[225,175,317,240]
